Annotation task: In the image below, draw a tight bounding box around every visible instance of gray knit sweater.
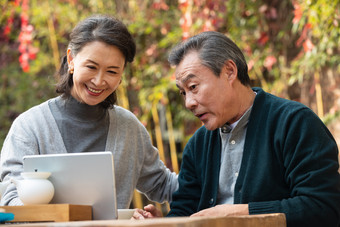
[0,96,178,207]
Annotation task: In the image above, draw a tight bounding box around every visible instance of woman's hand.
[131,204,163,220]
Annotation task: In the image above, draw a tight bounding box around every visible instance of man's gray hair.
[168,31,250,86]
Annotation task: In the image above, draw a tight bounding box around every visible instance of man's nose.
[185,94,198,110]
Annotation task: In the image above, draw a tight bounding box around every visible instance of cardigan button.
[209,198,214,205]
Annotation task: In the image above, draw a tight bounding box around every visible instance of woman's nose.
[91,72,105,86]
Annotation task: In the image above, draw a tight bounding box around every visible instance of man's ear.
[67,48,74,68]
[222,60,238,82]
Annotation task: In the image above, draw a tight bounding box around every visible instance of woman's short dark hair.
[55,15,136,108]
[168,31,250,86]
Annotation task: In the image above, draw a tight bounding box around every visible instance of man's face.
[175,51,236,130]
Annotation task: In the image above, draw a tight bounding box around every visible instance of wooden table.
[0,204,92,222]
[6,213,286,227]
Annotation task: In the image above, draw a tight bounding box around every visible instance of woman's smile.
[86,85,105,96]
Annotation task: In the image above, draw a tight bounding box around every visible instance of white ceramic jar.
[11,172,55,205]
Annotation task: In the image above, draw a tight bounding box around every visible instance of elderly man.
[134,31,340,227]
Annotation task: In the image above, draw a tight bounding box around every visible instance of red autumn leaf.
[264,55,277,71]
[18,43,27,53]
[28,52,36,60]
[303,39,314,52]
[3,26,11,37]
[22,63,30,72]
[292,2,302,24]
[295,23,310,47]
[248,59,255,71]
[258,32,269,45]
[179,0,189,8]
[19,53,29,63]
[152,1,169,10]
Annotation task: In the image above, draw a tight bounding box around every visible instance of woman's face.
[67,41,125,106]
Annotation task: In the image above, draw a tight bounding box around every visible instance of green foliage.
[290,0,340,83]
[1,0,339,148]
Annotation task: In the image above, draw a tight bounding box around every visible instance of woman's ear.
[223,60,238,82]
[67,49,74,68]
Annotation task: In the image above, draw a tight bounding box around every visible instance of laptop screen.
[23,151,117,220]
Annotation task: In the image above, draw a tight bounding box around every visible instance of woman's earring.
[68,68,74,74]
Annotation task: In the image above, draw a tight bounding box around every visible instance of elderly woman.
[0,15,178,207]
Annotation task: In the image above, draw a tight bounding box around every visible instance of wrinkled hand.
[131,204,163,220]
[191,204,249,217]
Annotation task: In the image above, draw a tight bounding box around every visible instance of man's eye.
[87,65,96,69]
[108,70,117,74]
[180,91,186,96]
[190,85,197,90]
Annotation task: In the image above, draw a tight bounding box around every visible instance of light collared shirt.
[217,106,253,204]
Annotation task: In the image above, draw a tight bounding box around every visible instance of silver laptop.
[23,151,117,220]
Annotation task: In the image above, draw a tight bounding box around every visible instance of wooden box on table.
[0,204,92,223]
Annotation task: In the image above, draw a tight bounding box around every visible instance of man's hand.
[131,204,163,220]
[191,204,249,217]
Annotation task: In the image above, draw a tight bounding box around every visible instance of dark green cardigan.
[168,88,340,227]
